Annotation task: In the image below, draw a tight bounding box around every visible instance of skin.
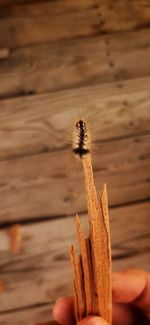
[34,269,150,325]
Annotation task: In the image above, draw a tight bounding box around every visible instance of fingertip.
[53,297,75,325]
[134,272,150,313]
[52,297,62,321]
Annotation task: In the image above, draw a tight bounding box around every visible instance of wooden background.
[0,0,150,324]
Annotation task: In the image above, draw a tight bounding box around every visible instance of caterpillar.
[72,119,91,158]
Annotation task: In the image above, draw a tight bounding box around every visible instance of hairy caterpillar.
[72,119,91,158]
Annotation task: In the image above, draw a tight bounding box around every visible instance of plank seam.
[0,198,149,229]
[0,301,52,315]
[0,130,149,163]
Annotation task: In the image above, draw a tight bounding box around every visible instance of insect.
[72,119,91,158]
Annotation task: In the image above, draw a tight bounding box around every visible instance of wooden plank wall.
[0,0,150,324]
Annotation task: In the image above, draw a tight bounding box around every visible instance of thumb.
[78,316,109,325]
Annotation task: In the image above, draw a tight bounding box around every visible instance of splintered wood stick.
[70,119,112,324]
[70,245,85,320]
[76,215,99,316]
[82,155,112,324]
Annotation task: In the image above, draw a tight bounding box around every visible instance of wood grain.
[0,304,53,325]
[0,0,150,48]
[97,0,150,33]
[0,0,149,323]
[0,4,100,48]
[0,0,40,5]
[0,77,150,161]
[0,201,149,315]
[0,0,95,16]
[0,134,149,222]
[0,29,150,98]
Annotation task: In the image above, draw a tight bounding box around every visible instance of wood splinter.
[70,119,112,324]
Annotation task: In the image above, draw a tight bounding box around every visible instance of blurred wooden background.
[0,0,150,324]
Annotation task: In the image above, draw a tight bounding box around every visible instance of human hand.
[53,269,150,325]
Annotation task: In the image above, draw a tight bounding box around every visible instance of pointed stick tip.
[75,213,80,222]
[76,214,82,229]
[70,244,75,254]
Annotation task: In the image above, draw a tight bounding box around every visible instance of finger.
[133,272,150,313]
[78,316,109,325]
[112,269,147,303]
[113,303,143,325]
[52,297,142,325]
[53,297,75,325]
[53,299,109,325]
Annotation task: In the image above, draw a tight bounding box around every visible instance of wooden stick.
[76,215,94,315]
[82,154,112,324]
[70,245,86,320]
[70,153,112,324]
